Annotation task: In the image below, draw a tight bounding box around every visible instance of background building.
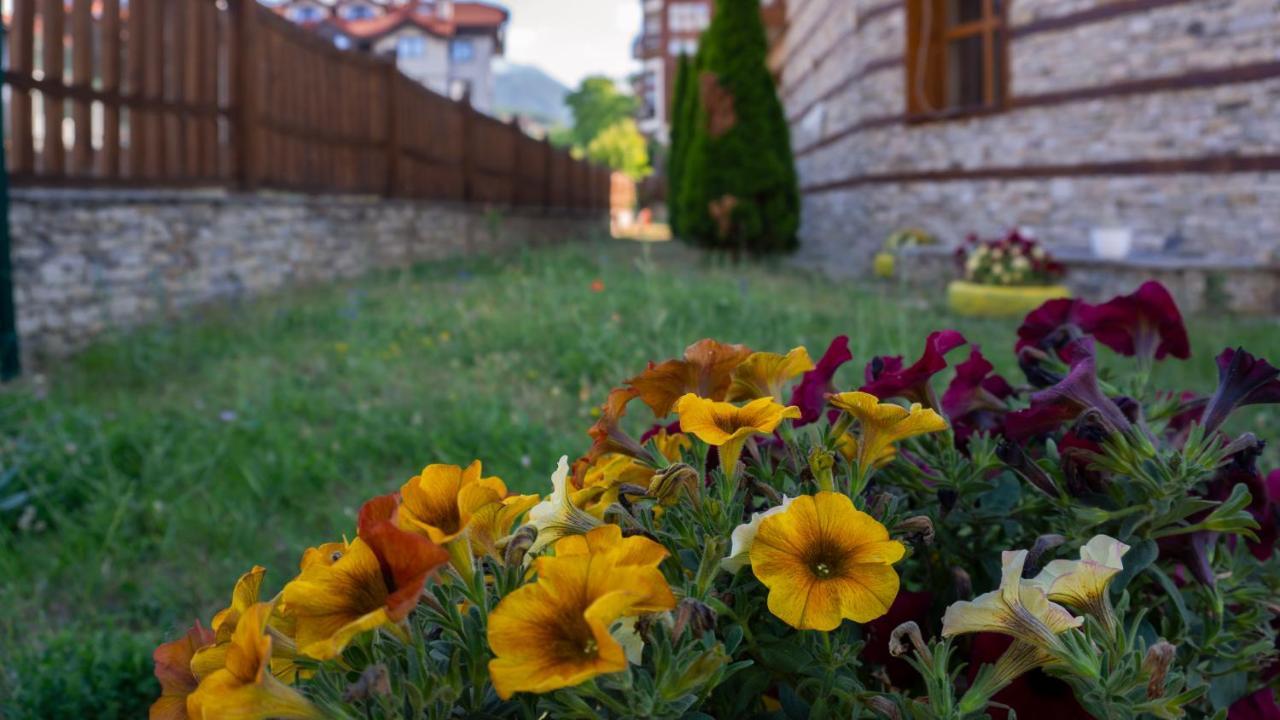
[631,0,786,142]
[769,0,1280,269]
[267,0,508,113]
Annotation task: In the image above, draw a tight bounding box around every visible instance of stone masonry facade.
[773,0,1280,281]
[12,189,605,359]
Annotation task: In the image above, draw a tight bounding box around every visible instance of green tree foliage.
[564,76,639,150]
[676,0,799,253]
[667,53,695,236]
[587,119,652,180]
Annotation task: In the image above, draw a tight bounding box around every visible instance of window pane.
[946,35,985,108]
[948,0,984,25]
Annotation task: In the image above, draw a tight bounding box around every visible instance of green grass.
[1,238,1277,715]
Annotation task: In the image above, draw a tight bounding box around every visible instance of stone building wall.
[774,0,1280,274]
[12,189,605,358]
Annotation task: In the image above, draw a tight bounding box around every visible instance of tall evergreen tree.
[677,0,799,253]
[667,54,694,236]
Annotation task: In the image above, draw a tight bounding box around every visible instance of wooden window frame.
[904,0,1009,121]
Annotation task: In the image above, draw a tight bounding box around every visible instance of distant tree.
[564,76,639,149]
[667,53,696,236]
[546,126,576,149]
[677,0,799,254]
[587,119,652,180]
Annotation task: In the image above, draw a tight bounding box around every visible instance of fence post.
[384,62,400,198]
[459,101,474,203]
[542,139,553,213]
[233,0,260,191]
[0,31,20,381]
[509,119,521,207]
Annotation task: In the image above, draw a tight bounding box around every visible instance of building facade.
[632,0,786,141]
[267,0,508,113]
[769,0,1280,270]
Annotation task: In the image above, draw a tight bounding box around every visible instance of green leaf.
[1207,671,1248,712]
[1110,539,1158,597]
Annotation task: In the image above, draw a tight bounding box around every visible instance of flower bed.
[947,279,1072,317]
[152,281,1280,720]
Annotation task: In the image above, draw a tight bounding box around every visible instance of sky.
[497,0,643,89]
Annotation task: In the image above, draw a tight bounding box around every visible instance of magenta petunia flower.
[861,330,967,409]
[1076,281,1190,361]
[1229,687,1280,720]
[1015,297,1086,359]
[789,335,852,427]
[1200,348,1280,436]
[942,346,1014,420]
[1004,338,1132,442]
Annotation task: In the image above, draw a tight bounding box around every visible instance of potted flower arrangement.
[153,282,1280,720]
[875,228,937,278]
[949,230,1070,316]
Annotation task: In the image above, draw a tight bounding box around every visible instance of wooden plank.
[143,0,165,178]
[100,0,122,178]
[184,0,202,176]
[9,0,36,174]
[233,0,261,189]
[41,0,67,176]
[71,0,93,175]
[125,0,145,177]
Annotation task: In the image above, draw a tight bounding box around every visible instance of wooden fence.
[1,0,610,210]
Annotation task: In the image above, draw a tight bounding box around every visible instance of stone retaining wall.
[12,189,606,358]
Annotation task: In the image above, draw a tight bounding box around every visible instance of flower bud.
[671,597,718,639]
[342,664,390,702]
[808,447,835,492]
[952,567,973,599]
[997,440,1058,497]
[502,525,537,567]
[1143,640,1176,699]
[865,696,902,720]
[1023,534,1066,578]
[648,463,700,507]
[889,621,931,663]
[894,516,935,546]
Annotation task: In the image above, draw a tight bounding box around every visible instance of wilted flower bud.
[865,696,902,720]
[343,664,390,702]
[997,439,1058,497]
[868,492,892,518]
[502,525,537,567]
[1143,640,1177,699]
[894,516,935,546]
[1023,534,1066,578]
[937,488,958,513]
[808,447,836,492]
[889,621,931,663]
[671,597,717,639]
[648,463,700,508]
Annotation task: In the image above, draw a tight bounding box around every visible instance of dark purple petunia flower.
[967,633,1095,720]
[861,589,934,688]
[1205,438,1276,561]
[1004,338,1132,442]
[639,420,683,444]
[942,346,1014,420]
[790,335,852,428]
[1076,281,1190,361]
[861,330,967,409]
[1229,688,1280,720]
[1201,348,1280,436]
[1015,297,1086,359]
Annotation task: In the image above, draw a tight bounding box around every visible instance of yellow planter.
[947,280,1072,317]
[873,252,895,278]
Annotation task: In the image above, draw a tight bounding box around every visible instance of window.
[287,5,324,22]
[668,2,711,33]
[334,35,352,50]
[397,35,426,59]
[905,0,1006,115]
[451,38,475,62]
[340,4,376,20]
[668,38,697,57]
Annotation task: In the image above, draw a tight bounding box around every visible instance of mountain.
[493,62,572,128]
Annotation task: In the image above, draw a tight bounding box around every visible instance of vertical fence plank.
[100,0,121,179]
[71,0,93,175]
[9,0,36,175]
[143,0,164,178]
[184,0,202,177]
[41,0,66,176]
[234,0,260,190]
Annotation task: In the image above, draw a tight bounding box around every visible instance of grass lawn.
[2,237,1277,714]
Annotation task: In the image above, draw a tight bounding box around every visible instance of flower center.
[582,638,598,656]
[813,562,833,578]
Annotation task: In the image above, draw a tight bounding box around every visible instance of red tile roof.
[326,1,507,41]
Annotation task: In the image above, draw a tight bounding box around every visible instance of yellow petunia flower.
[652,427,693,463]
[398,461,509,546]
[298,540,350,572]
[190,566,302,684]
[941,549,1083,651]
[726,347,814,402]
[828,392,948,486]
[283,495,450,660]
[487,525,676,698]
[186,601,322,720]
[749,492,905,630]
[675,394,801,481]
[1029,534,1129,631]
[574,453,655,518]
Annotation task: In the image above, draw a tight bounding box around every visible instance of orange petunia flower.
[627,339,753,417]
[675,394,800,480]
[282,494,450,660]
[726,347,814,402]
[150,621,215,720]
[186,601,322,720]
[190,566,302,684]
[749,492,905,630]
[583,387,656,469]
[487,525,676,698]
